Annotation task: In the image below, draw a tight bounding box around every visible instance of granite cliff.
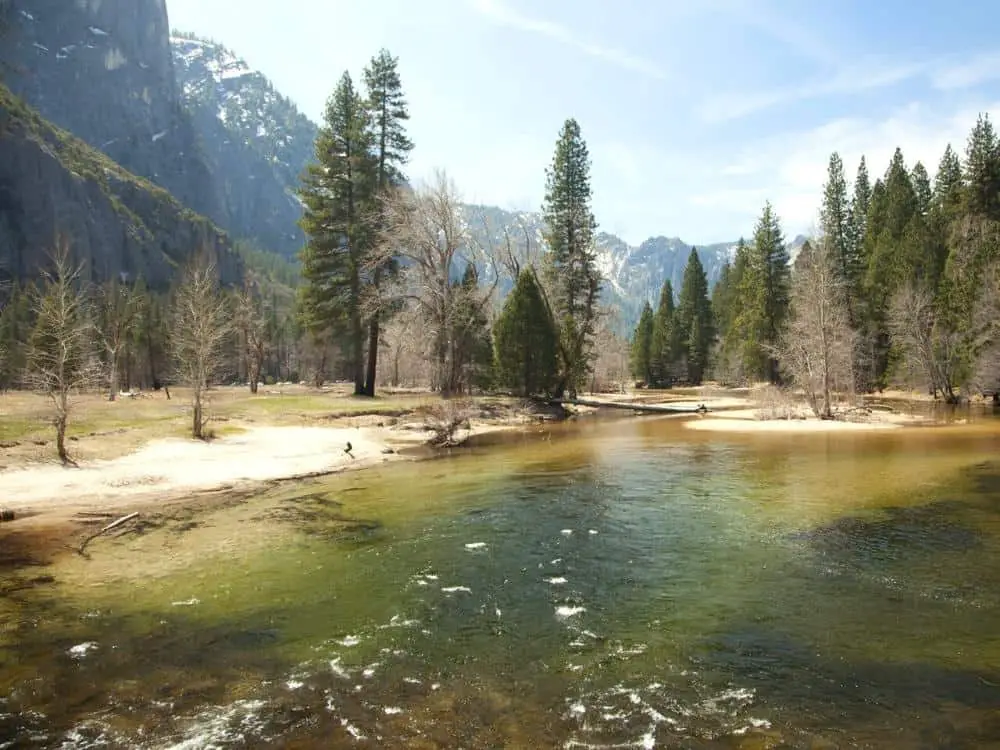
[0,83,241,288]
[2,0,223,224]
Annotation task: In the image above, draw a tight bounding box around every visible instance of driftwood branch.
[77,512,139,555]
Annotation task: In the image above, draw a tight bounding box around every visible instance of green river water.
[2,413,1000,748]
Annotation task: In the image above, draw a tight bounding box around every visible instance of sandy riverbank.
[684,408,931,433]
[0,418,528,526]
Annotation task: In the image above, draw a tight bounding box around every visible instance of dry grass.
[0,383,442,469]
[750,384,808,421]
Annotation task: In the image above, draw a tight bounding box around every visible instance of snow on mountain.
[170,31,319,256]
[171,32,317,194]
[168,31,808,322]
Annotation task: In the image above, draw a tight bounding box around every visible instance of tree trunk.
[55,412,69,465]
[192,387,203,439]
[363,315,379,397]
[108,360,119,402]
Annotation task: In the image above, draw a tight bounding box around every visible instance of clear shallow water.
[3,414,1000,748]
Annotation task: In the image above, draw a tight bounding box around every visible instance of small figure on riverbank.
[344,441,354,459]
[695,403,709,414]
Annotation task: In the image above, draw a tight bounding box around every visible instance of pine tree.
[361,49,413,397]
[542,118,601,399]
[862,149,920,388]
[963,114,1000,221]
[450,262,494,393]
[298,72,374,395]
[734,203,790,383]
[911,162,933,217]
[650,279,676,387]
[493,269,558,397]
[821,152,859,323]
[629,301,654,384]
[675,248,714,385]
[718,239,752,382]
[934,144,964,218]
[848,157,872,276]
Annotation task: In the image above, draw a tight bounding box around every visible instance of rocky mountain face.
[170,33,317,257]
[463,204,807,330]
[0,84,241,288]
[2,0,223,224]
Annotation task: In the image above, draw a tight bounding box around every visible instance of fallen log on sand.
[549,397,710,415]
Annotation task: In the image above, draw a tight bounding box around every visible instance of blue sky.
[166,0,1000,246]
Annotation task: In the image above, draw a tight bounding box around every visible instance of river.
[2,413,1000,748]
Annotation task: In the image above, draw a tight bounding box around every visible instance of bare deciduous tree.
[888,283,964,402]
[588,305,629,394]
[235,273,268,394]
[777,238,855,418]
[379,171,499,396]
[26,239,100,464]
[170,256,232,439]
[97,278,141,401]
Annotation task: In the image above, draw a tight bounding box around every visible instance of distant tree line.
[628,113,1000,411]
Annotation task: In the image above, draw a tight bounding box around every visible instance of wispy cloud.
[698,59,928,123]
[931,51,1000,90]
[469,0,668,81]
[699,48,1000,124]
[692,101,1000,236]
[715,0,842,67]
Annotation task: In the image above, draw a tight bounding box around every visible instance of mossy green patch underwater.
[3,414,1000,747]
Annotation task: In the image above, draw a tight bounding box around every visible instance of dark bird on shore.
[695,403,709,415]
[344,441,354,459]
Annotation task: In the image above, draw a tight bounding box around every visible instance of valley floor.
[0,383,957,553]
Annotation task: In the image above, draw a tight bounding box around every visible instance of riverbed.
[2,413,1000,748]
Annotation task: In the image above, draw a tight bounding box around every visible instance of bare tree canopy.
[777,238,855,418]
[97,278,142,401]
[26,238,100,464]
[235,273,268,394]
[379,171,499,395]
[170,255,232,439]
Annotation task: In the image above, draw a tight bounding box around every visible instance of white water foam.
[67,642,98,659]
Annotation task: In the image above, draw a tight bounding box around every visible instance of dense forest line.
[3,44,1000,458]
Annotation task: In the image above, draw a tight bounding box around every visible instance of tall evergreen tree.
[849,156,873,273]
[493,269,559,397]
[963,114,1000,221]
[298,72,374,395]
[911,162,933,217]
[650,279,676,387]
[734,203,790,383]
[542,118,601,399]
[451,262,493,393]
[718,239,752,382]
[675,248,714,385]
[863,149,920,388]
[629,301,654,383]
[933,144,964,218]
[821,152,858,323]
[361,49,412,396]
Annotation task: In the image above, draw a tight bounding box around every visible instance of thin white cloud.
[715,0,841,67]
[692,101,1000,238]
[699,48,1000,123]
[469,0,668,80]
[931,51,1000,90]
[699,59,928,123]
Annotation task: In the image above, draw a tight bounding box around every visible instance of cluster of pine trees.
[631,113,1000,404]
[298,49,604,400]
